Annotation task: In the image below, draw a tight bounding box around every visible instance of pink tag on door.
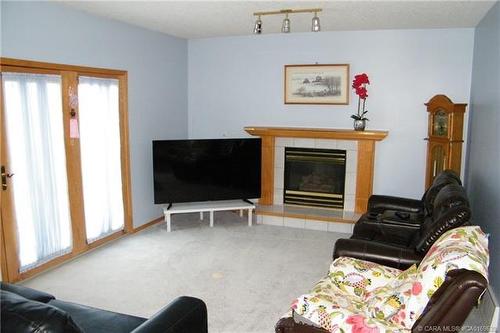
[70,118,80,138]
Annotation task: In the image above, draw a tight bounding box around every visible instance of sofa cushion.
[0,282,55,303]
[0,289,84,333]
[365,265,420,329]
[327,257,402,298]
[284,257,406,332]
[286,277,403,332]
[49,299,147,333]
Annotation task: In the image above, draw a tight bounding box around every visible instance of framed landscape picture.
[284,64,350,105]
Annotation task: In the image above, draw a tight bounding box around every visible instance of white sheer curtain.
[78,76,124,243]
[2,73,72,271]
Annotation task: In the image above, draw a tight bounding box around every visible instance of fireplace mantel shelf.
[244,126,388,141]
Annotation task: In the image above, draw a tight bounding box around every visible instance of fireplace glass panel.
[284,147,346,209]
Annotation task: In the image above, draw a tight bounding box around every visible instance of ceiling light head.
[312,12,321,32]
[254,16,262,34]
[281,13,290,33]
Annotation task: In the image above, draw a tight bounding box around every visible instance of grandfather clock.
[425,95,467,189]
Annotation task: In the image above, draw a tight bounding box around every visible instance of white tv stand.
[162,200,255,232]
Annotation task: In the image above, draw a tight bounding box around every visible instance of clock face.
[432,109,448,137]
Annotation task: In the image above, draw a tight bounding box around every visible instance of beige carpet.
[21,211,348,333]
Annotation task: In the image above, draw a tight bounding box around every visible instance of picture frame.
[284,64,350,105]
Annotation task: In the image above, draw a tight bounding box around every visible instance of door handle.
[1,166,14,191]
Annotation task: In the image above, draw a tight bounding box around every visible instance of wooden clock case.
[425,95,467,189]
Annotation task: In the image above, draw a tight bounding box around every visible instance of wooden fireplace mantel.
[244,127,388,141]
[244,126,389,213]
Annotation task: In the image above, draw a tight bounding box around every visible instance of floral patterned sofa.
[276,226,489,333]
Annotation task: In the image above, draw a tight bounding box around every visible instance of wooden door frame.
[0,73,14,281]
[0,58,133,282]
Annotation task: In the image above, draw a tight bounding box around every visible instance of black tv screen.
[153,138,261,204]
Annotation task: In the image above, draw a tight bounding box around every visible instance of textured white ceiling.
[61,1,497,39]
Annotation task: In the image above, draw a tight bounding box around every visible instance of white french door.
[2,73,73,272]
[0,59,132,282]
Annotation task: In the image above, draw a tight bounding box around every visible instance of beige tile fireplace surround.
[245,127,388,232]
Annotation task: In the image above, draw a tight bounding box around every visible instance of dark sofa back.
[414,183,471,253]
[421,169,462,215]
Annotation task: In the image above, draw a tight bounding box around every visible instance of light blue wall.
[2,1,490,249]
[467,1,500,301]
[1,2,188,227]
[188,29,475,199]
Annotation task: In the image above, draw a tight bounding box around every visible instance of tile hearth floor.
[256,204,360,234]
[256,204,360,221]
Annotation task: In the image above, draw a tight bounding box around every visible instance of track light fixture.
[253,8,322,34]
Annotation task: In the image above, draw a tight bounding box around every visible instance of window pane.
[2,73,72,271]
[78,76,124,242]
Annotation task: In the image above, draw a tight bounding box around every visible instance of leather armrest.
[333,238,423,270]
[0,282,55,303]
[367,195,423,214]
[275,317,329,333]
[131,296,207,333]
[412,269,487,331]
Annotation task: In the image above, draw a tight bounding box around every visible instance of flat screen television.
[153,138,261,204]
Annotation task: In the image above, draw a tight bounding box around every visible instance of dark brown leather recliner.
[333,183,471,269]
[275,269,487,333]
[367,169,461,217]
